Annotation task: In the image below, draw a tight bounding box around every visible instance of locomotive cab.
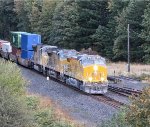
[79,55,108,94]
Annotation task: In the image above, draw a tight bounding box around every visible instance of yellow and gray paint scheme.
[43,48,108,94]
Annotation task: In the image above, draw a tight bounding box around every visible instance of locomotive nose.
[92,65,107,82]
[84,65,107,82]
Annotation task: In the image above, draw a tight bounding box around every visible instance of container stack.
[10,32,27,59]
[21,33,41,59]
[10,32,27,48]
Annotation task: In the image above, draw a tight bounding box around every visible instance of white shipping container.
[2,43,12,52]
[0,40,9,49]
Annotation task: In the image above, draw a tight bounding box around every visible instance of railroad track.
[27,70,126,109]
[108,85,142,97]
[91,95,125,109]
[2,57,126,109]
[25,67,126,109]
[47,76,127,109]
[108,75,140,84]
[18,65,127,109]
[118,75,140,82]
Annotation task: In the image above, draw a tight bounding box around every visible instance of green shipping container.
[10,32,27,48]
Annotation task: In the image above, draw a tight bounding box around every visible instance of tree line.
[0,0,150,63]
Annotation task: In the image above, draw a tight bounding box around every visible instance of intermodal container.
[21,50,34,59]
[21,33,41,50]
[10,31,27,48]
[2,43,12,52]
[0,40,9,49]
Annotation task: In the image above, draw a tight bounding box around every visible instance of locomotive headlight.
[89,77,92,82]
[101,77,105,82]
[93,65,98,71]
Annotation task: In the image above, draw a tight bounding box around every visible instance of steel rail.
[91,95,126,109]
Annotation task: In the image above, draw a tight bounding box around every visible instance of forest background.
[0,0,150,63]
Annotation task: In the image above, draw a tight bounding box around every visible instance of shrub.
[100,108,129,127]
[0,59,79,127]
[101,87,150,127]
[0,86,35,127]
[26,96,39,111]
[0,59,25,95]
[26,96,76,127]
[126,87,150,127]
[0,59,35,127]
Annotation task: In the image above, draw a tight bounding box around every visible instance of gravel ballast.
[20,66,118,127]
[109,79,150,91]
[105,91,131,105]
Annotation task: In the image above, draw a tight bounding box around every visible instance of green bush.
[0,86,35,127]
[0,59,79,127]
[26,96,39,111]
[0,59,36,127]
[0,59,25,95]
[126,87,150,127]
[25,96,76,127]
[100,108,130,127]
[100,87,150,127]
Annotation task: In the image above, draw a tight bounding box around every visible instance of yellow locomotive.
[65,54,108,94]
[42,47,108,94]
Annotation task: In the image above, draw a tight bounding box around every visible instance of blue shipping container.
[21,50,34,59]
[21,33,41,50]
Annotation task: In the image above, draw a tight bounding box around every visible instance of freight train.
[0,32,108,94]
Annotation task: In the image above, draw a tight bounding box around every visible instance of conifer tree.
[39,0,58,43]
[29,0,42,34]
[0,0,18,39]
[49,0,79,49]
[92,25,112,58]
[14,0,31,31]
[140,2,150,63]
[76,0,109,50]
[113,0,148,62]
[50,0,109,50]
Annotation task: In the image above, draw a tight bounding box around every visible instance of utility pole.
[127,24,130,72]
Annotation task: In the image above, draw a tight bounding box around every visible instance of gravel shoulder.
[20,66,118,127]
[105,91,131,105]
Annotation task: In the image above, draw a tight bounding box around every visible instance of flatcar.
[0,31,108,94]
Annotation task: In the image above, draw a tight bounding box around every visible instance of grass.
[107,62,150,83]
[26,94,84,127]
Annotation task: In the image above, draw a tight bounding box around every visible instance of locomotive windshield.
[94,58,106,65]
[80,56,106,66]
[59,50,78,59]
